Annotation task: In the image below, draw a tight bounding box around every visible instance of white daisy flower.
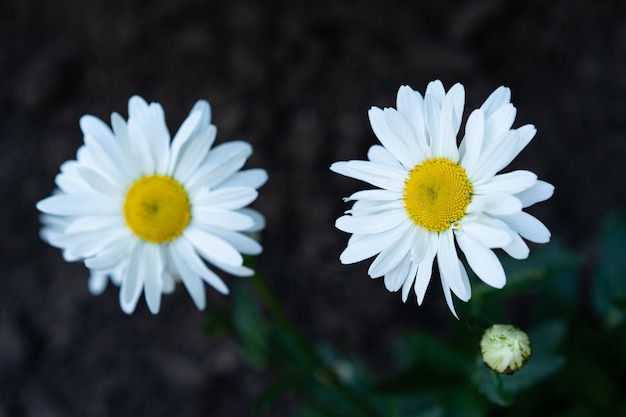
[37,96,267,314]
[331,81,553,317]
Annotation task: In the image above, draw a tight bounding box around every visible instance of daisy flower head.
[480,324,531,374]
[37,96,267,314]
[331,80,553,317]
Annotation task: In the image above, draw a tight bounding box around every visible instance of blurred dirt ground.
[2,0,626,416]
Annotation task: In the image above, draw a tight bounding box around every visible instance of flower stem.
[250,272,380,417]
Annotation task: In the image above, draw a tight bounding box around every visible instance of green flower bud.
[480,324,531,375]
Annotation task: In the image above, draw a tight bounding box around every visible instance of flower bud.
[480,324,531,374]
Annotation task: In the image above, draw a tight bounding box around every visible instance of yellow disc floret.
[403,158,472,233]
[123,175,191,243]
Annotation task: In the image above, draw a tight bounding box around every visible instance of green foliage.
[593,211,626,328]
[474,319,566,408]
[209,211,626,416]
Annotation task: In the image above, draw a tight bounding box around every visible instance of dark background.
[1,0,625,416]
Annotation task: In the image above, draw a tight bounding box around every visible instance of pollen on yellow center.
[123,175,191,243]
[402,157,473,233]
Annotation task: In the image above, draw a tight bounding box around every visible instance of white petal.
[191,100,212,125]
[128,97,171,174]
[384,107,424,167]
[459,218,512,248]
[85,235,135,270]
[401,263,419,302]
[55,161,90,194]
[110,112,141,180]
[480,86,511,117]
[437,230,470,301]
[80,116,129,173]
[424,91,441,151]
[80,114,116,144]
[127,95,149,117]
[469,130,519,183]
[193,186,258,210]
[501,212,551,243]
[473,170,537,195]
[77,167,121,195]
[111,112,129,140]
[161,270,176,294]
[66,215,123,234]
[78,146,128,190]
[344,189,400,202]
[120,241,144,314]
[414,233,437,304]
[483,103,517,149]
[202,227,263,255]
[193,208,255,231]
[425,80,446,104]
[178,236,230,294]
[345,199,404,215]
[437,83,464,161]
[169,239,208,309]
[368,107,414,169]
[211,261,255,277]
[336,210,406,235]
[88,271,109,295]
[37,194,122,216]
[185,141,253,193]
[51,227,126,260]
[467,194,522,216]
[368,227,411,278]
[502,232,530,260]
[237,208,265,232]
[440,260,470,316]
[339,225,407,264]
[516,180,554,208]
[168,110,210,178]
[127,117,155,175]
[366,144,403,167]
[169,109,204,167]
[173,126,217,182]
[515,124,537,155]
[441,276,459,319]
[459,109,485,174]
[217,169,268,190]
[330,160,407,191]
[456,233,506,288]
[457,260,471,299]
[183,227,243,267]
[396,85,430,157]
[80,116,132,185]
[408,226,429,264]
[384,254,411,292]
[143,243,164,314]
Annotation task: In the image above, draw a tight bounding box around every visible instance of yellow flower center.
[403,157,472,233]
[123,175,191,243]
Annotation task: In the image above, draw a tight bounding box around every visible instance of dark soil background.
[2,0,625,416]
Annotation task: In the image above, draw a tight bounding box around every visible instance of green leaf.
[473,319,566,405]
[378,332,472,394]
[593,211,626,327]
[500,355,565,393]
[231,283,272,368]
[204,304,230,336]
[256,365,311,413]
[472,358,514,407]
[471,241,582,301]
[526,318,568,356]
[445,388,489,417]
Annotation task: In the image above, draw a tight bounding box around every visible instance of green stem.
[250,273,380,417]
[250,273,314,360]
